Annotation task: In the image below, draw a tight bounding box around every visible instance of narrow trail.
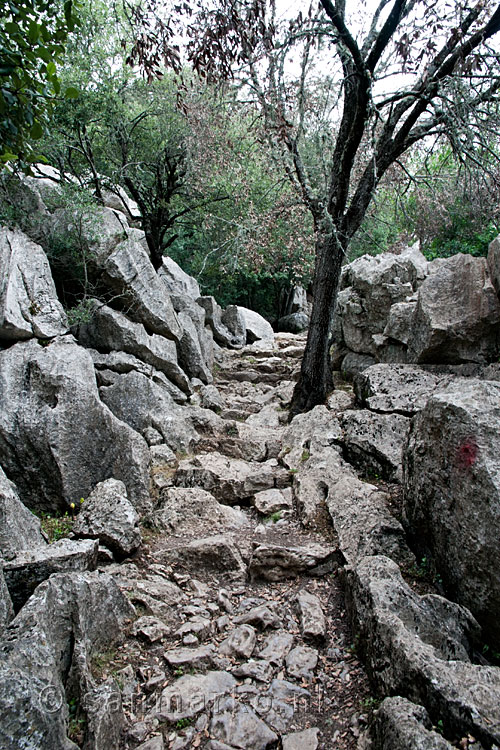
[103,333,371,750]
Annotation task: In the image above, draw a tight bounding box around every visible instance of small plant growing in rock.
[38,510,74,543]
[175,717,192,729]
[300,449,310,462]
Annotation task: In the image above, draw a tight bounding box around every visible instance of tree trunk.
[289,228,344,417]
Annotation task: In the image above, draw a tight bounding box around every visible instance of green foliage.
[0,0,80,166]
[37,510,74,542]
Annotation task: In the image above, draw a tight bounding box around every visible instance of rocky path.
[103,333,371,750]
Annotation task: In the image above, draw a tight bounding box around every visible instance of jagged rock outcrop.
[333,243,500,372]
[372,696,455,750]
[0,467,46,560]
[77,302,191,394]
[347,555,500,747]
[408,253,500,363]
[403,378,500,644]
[0,570,134,750]
[0,336,151,513]
[73,479,141,560]
[0,227,68,341]
[238,306,274,342]
[340,409,410,482]
[158,255,201,299]
[0,564,13,635]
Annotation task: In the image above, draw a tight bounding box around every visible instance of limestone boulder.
[276,312,309,333]
[403,379,500,644]
[354,363,454,414]
[3,538,98,610]
[340,410,410,482]
[408,254,500,363]
[0,570,133,750]
[347,555,500,746]
[238,306,274,342]
[0,227,68,342]
[158,255,200,299]
[98,369,197,451]
[221,305,247,347]
[0,564,13,635]
[0,467,46,561]
[159,534,246,578]
[487,233,500,297]
[77,302,190,394]
[249,542,336,581]
[174,453,290,504]
[73,479,141,560]
[0,336,151,513]
[280,406,342,470]
[148,487,247,536]
[197,296,243,348]
[326,474,414,567]
[372,697,455,750]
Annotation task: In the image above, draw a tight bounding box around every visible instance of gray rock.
[253,679,310,732]
[487,233,500,298]
[403,379,500,644]
[177,304,213,383]
[78,302,190,393]
[156,670,237,721]
[237,307,274,342]
[285,645,318,679]
[249,542,336,581]
[372,696,455,750]
[211,698,278,749]
[130,616,170,643]
[409,254,500,363]
[0,337,151,513]
[258,631,294,665]
[92,224,182,341]
[174,453,290,504]
[165,645,215,668]
[234,604,282,630]
[136,737,165,750]
[158,255,200,299]
[199,384,224,411]
[149,488,247,537]
[354,363,453,414]
[232,659,273,682]
[340,352,376,378]
[280,406,342,470]
[253,488,293,516]
[73,478,141,560]
[282,728,319,750]
[295,590,326,640]
[197,296,242,348]
[0,467,46,560]
[383,300,418,346]
[326,472,414,567]
[98,370,197,452]
[0,227,68,341]
[3,538,98,610]
[340,410,410,482]
[82,678,124,750]
[276,312,309,333]
[347,555,500,747]
[0,570,134,750]
[0,563,13,634]
[219,625,257,659]
[221,305,247,347]
[159,534,246,578]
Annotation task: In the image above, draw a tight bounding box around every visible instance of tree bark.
[289,226,344,417]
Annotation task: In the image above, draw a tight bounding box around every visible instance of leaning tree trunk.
[289,228,345,417]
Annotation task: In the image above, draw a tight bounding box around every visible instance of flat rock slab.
[232,659,273,682]
[157,671,237,721]
[253,679,310,733]
[249,542,336,581]
[282,728,320,750]
[296,590,326,640]
[149,488,247,537]
[211,697,278,749]
[219,625,257,659]
[252,488,293,516]
[4,538,98,610]
[174,453,290,504]
[164,645,215,669]
[159,535,246,579]
[258,631,294,664]
[234,604,282,630]
[285,645,318,679]
[130,616,170,643]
